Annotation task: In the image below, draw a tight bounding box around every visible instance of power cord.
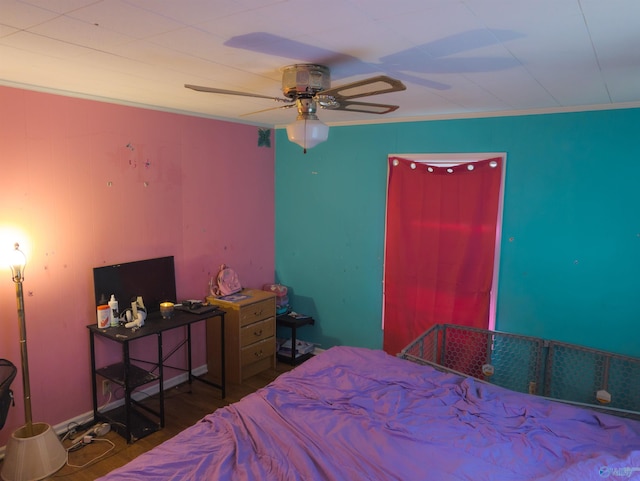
[61,421,83,443]
[67,435,92,452]
[66,437,116,469]
[64,422,115,469]
[98,389,113,412]
[68,422,111,443]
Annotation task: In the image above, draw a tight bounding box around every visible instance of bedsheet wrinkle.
[98,346,640,480]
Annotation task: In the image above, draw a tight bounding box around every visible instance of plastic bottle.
[108,294,119,327]
[97,305,110,328]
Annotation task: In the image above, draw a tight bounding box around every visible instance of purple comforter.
[99,346,640,480]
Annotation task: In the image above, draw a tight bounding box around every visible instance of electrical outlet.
[102,380,111,395]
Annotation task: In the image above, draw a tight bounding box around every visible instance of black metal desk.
[276,314,315,365]
[87,308,225,443]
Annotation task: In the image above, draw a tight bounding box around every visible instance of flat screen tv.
[93,256,177,314]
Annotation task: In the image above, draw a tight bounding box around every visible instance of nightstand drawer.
[240,318,275,347]
[241,338,276,366]
[239,298,274,327]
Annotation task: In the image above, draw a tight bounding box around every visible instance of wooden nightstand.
[206,289,276,384]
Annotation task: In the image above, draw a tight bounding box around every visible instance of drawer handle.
[253,329,263,337]
[254,350,263,358]
[253,309,264,316]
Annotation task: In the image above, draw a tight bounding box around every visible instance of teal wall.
[274,108,640,357]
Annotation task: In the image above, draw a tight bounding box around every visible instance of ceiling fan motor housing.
[282,64,331,98]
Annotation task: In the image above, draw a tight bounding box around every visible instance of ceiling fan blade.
[240,104,296,117]
[326,100,400,115]
[184,84,292,103]
[320,75,406,100]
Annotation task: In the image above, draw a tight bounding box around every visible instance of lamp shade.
[286,118,329,151]
[1,422,67,481]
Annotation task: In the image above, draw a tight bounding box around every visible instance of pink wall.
[0,86,275,446]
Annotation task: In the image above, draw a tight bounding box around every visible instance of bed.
[97,342,640,481]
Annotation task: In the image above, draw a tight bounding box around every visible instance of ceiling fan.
[185,64,406,152]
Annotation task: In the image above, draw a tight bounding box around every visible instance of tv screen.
[93,256,177,314]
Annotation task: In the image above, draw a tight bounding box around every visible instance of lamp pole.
[2,242,67,481]
[10,243,32,437]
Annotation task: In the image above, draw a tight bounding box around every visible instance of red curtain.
[383,156,503,356]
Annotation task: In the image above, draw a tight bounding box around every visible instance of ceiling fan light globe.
[286,118,329,150]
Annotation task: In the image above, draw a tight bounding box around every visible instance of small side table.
[276,314,315,365]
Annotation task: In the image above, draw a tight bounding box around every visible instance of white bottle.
[108,294,119,327]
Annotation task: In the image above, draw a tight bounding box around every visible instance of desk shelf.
[97,404,159,443]
[96,362,158,390]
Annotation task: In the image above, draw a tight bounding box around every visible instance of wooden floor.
[12,363,291,480]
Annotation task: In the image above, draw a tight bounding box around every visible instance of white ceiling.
[2,0,639,128]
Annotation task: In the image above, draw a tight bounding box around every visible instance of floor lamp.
[1,243,66,481]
